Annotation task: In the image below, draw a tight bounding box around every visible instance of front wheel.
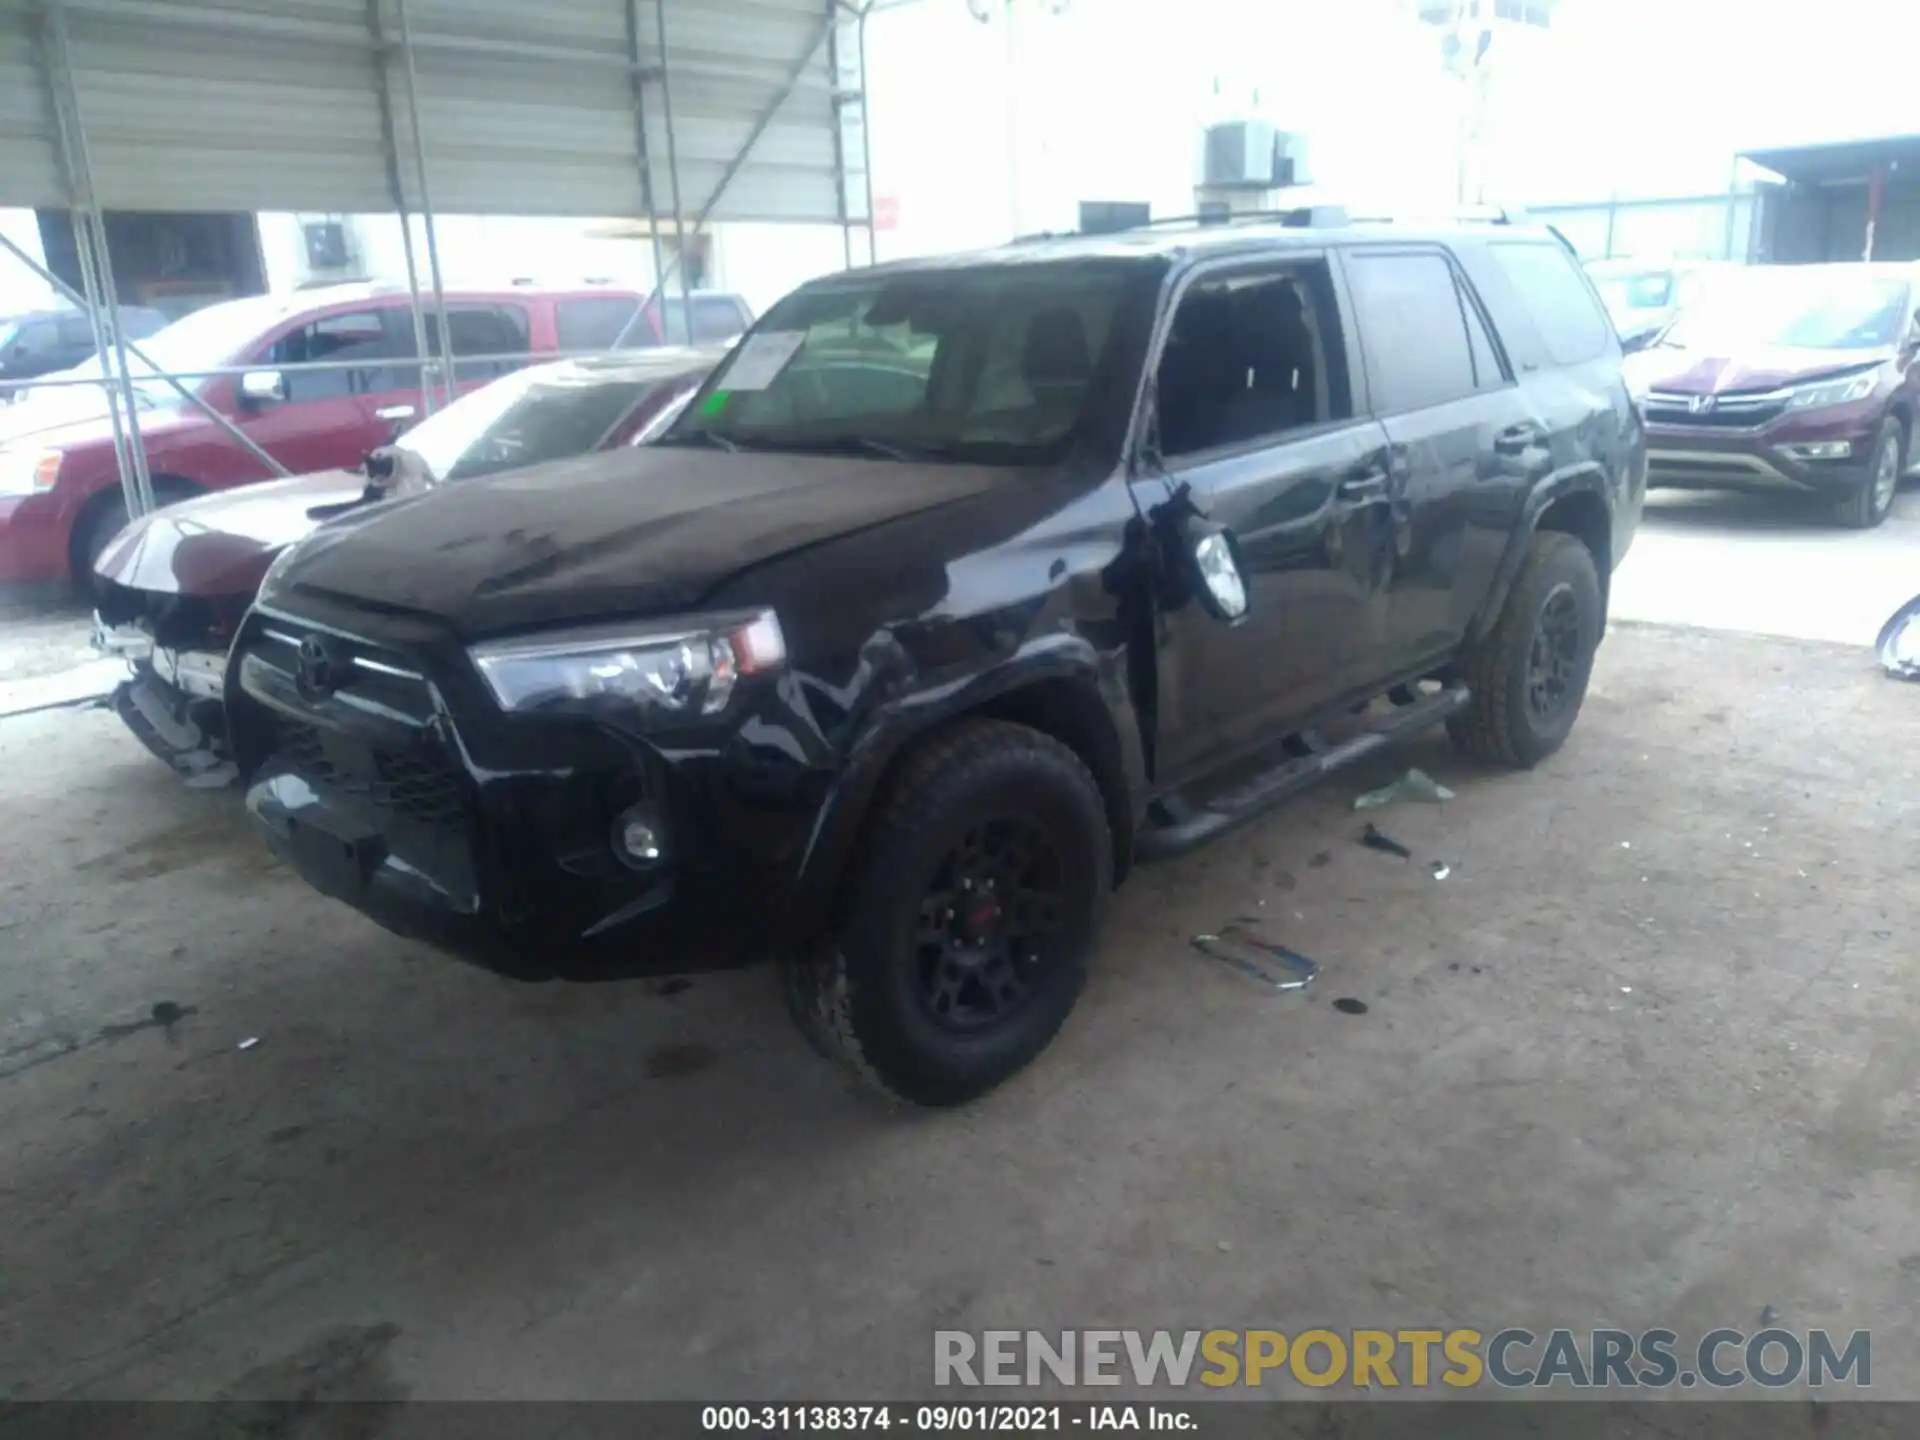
[1835,418,1903,530]
[1448,530,1603,768]
[783,718,1112,1106]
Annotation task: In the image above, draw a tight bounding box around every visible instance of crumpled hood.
[272,445,1007,637]
[95,470,368,598]
[1625,344,1888,396]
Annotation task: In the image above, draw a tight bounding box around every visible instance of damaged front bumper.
[94,615,231,777]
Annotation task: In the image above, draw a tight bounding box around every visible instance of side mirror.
[239,369,287,406]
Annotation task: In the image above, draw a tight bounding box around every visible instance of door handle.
[1336,467,1388,502]
[1495,422,1541,456]
[375,404,417,421]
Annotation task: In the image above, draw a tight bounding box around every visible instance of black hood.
[268,445,1007,637]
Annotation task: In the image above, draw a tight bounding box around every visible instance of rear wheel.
[1836,418,1903,530]
[1448,530,1602,768]
[782,718,1111,1106]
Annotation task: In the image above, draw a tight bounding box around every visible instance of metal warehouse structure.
[0,0,878,517]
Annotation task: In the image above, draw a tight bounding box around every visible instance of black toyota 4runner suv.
[229,211,1644,1105]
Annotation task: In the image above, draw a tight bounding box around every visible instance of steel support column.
[857,1,878,267]
[38,0,153,521]
[624,0,670,345]
[368,0,437,417]
[395,0,454,410]
[653,0,693,339]
[613,2,844,348]
[826,2,853,271]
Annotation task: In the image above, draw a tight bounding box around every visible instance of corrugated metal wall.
[1529,191,1761,263]
[0,0,863,224]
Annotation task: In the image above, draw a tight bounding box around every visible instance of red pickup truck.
[0,280,753,587]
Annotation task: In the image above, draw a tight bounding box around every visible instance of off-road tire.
[1836,417,1903,530]
[1447,530,1602,768]
[781,718,1111,1107]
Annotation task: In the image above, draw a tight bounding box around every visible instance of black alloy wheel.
[915,815,1065,1034]
[1526,583,1583,726]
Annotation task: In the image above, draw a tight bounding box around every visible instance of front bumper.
[228,601,834,981]
[1643,401,1883,496]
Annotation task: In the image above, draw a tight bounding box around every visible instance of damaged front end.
[93,585,246,783]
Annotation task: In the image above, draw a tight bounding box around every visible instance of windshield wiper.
[663,430,741,453]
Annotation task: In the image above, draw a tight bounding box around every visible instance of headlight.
[471,609,786,719]
[1787,371,1878,410]
[0,448,63,497]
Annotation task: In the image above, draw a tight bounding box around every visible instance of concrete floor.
[3,613,1917,1401]
[1612,481,1920,646]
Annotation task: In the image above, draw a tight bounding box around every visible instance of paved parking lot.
[4,599,1917,1400]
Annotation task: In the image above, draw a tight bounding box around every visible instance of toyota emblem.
[295,634,343,698]
[1688,394,1716,415]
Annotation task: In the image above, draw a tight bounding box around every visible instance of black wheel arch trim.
[786,632,1148,933]
[1468,463,1615,648]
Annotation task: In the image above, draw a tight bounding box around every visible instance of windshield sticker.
[699,391,731,416]
[719,330,806,391]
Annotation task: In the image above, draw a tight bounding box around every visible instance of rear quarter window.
[1489,241,1613,366]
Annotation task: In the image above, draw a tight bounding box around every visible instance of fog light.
[612,806,666,869]
[1781,441,1853,461]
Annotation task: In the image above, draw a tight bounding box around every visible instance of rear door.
[1141,252,1396,783]
[1342,246,1545,674]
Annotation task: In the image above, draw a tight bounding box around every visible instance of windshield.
[395,363,659,482]
[1594,272,1674,323]
[1663,271,1912,352]
[664,262,1143,464]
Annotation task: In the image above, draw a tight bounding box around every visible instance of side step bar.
[1136,683,1471,860]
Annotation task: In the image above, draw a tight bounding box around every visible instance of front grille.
[1645,392,1787,429]
[272,717,468,830]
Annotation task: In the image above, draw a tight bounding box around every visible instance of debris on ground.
[1308,851,1332,869]
[1430,861,1452,880]
[237,1037,261,1051]
[1332,998,1369,1015]
[182,761,239,790]
[1354,767,1454,811]
[1360,823,1412,860]
[1877,594,1920,681]
[1191,924,1320,992]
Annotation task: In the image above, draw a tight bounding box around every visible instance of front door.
[237,307,404,477]
[1137,254,1396,786]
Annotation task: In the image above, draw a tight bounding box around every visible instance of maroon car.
[91,347,719,777]
[1628,263,1920,528]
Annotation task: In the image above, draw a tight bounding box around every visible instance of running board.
[1137,683,1471,860]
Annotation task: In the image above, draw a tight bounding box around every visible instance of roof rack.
[1010,201,1580,256]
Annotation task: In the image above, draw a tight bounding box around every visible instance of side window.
[557,296,643,351]
[692,296,749,344]
[1345,252,1479,415]
[266,310,394,401]
[1489,241,1612,365]
[1459,277,1508,391]
[434,304,529,381]
[15,320,59,355]
[1155,259,1352,459]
